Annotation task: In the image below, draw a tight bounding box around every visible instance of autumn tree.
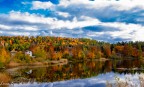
[14,51,31,63]
[52,52,62,60]
[123,44,133,57]
[62,48,71,59]
[86,51,95,59]
[114,45,124,54]
[138,43,143,58]
[0,47,10,63]
[103,44,111,58]
[32,46,47,59]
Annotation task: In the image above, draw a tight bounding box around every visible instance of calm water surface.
[2,59,144,87]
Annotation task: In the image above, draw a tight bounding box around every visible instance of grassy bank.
[6,59,68,68]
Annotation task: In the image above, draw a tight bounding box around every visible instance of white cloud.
[97,22,144,41]
[0,24,11,30]
[32,0,144,11]
[8,11,101,29]
[133,29,144,41]
[0,24,37,31]
[31,1,55,10]
[55,17,100,29]
[9,11,56,24]
[56,11,71,18]
[0,11,100,37]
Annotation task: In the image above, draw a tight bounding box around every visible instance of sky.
[0,0,144,42]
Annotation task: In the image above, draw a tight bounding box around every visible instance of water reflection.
[11,72,144,87]
[4,59,144,87]
[9,61,107,83]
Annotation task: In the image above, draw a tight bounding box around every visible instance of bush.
[32,46,47,59]
[0,62,4,68]
[14,52,31,63]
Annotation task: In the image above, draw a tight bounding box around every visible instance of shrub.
[0,62,4,68]
[14,52,31,63]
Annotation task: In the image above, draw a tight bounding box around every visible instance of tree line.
[0,36,144,67]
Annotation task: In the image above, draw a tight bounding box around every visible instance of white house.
[25,50,32,57]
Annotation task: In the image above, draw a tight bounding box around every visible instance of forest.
[0,36,144,68]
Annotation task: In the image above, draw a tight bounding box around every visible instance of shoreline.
[6,59,68,68]
[3,58,140,69]
[6,58,110,68]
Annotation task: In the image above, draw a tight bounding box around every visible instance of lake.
[1,59,144,87]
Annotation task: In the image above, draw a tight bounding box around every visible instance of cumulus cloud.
[31,0,144,25]
[56,11,71,18]
[0,11,99,36]
[4,11,101,29]
[31,1,55,10]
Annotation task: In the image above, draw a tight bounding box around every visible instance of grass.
[0,73,11,83]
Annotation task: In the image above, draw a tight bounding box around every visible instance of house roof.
[25,50,32,52]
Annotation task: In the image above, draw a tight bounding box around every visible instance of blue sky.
[0,0,144,42]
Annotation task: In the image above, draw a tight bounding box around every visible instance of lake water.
[2,59,144,87]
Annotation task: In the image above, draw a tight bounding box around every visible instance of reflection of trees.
[14,61,113,82]
[114,59,141,69]
[113,59,144,74]
[12,59,144,83]
[102,61,112,72]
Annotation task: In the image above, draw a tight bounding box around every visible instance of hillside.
[0,36,144,68]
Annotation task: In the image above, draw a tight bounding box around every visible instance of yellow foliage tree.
[0,48,10,63]
[52,52,62,60]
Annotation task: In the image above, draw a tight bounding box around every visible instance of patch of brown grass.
[6,61,21,68]
[0,73,11,83]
